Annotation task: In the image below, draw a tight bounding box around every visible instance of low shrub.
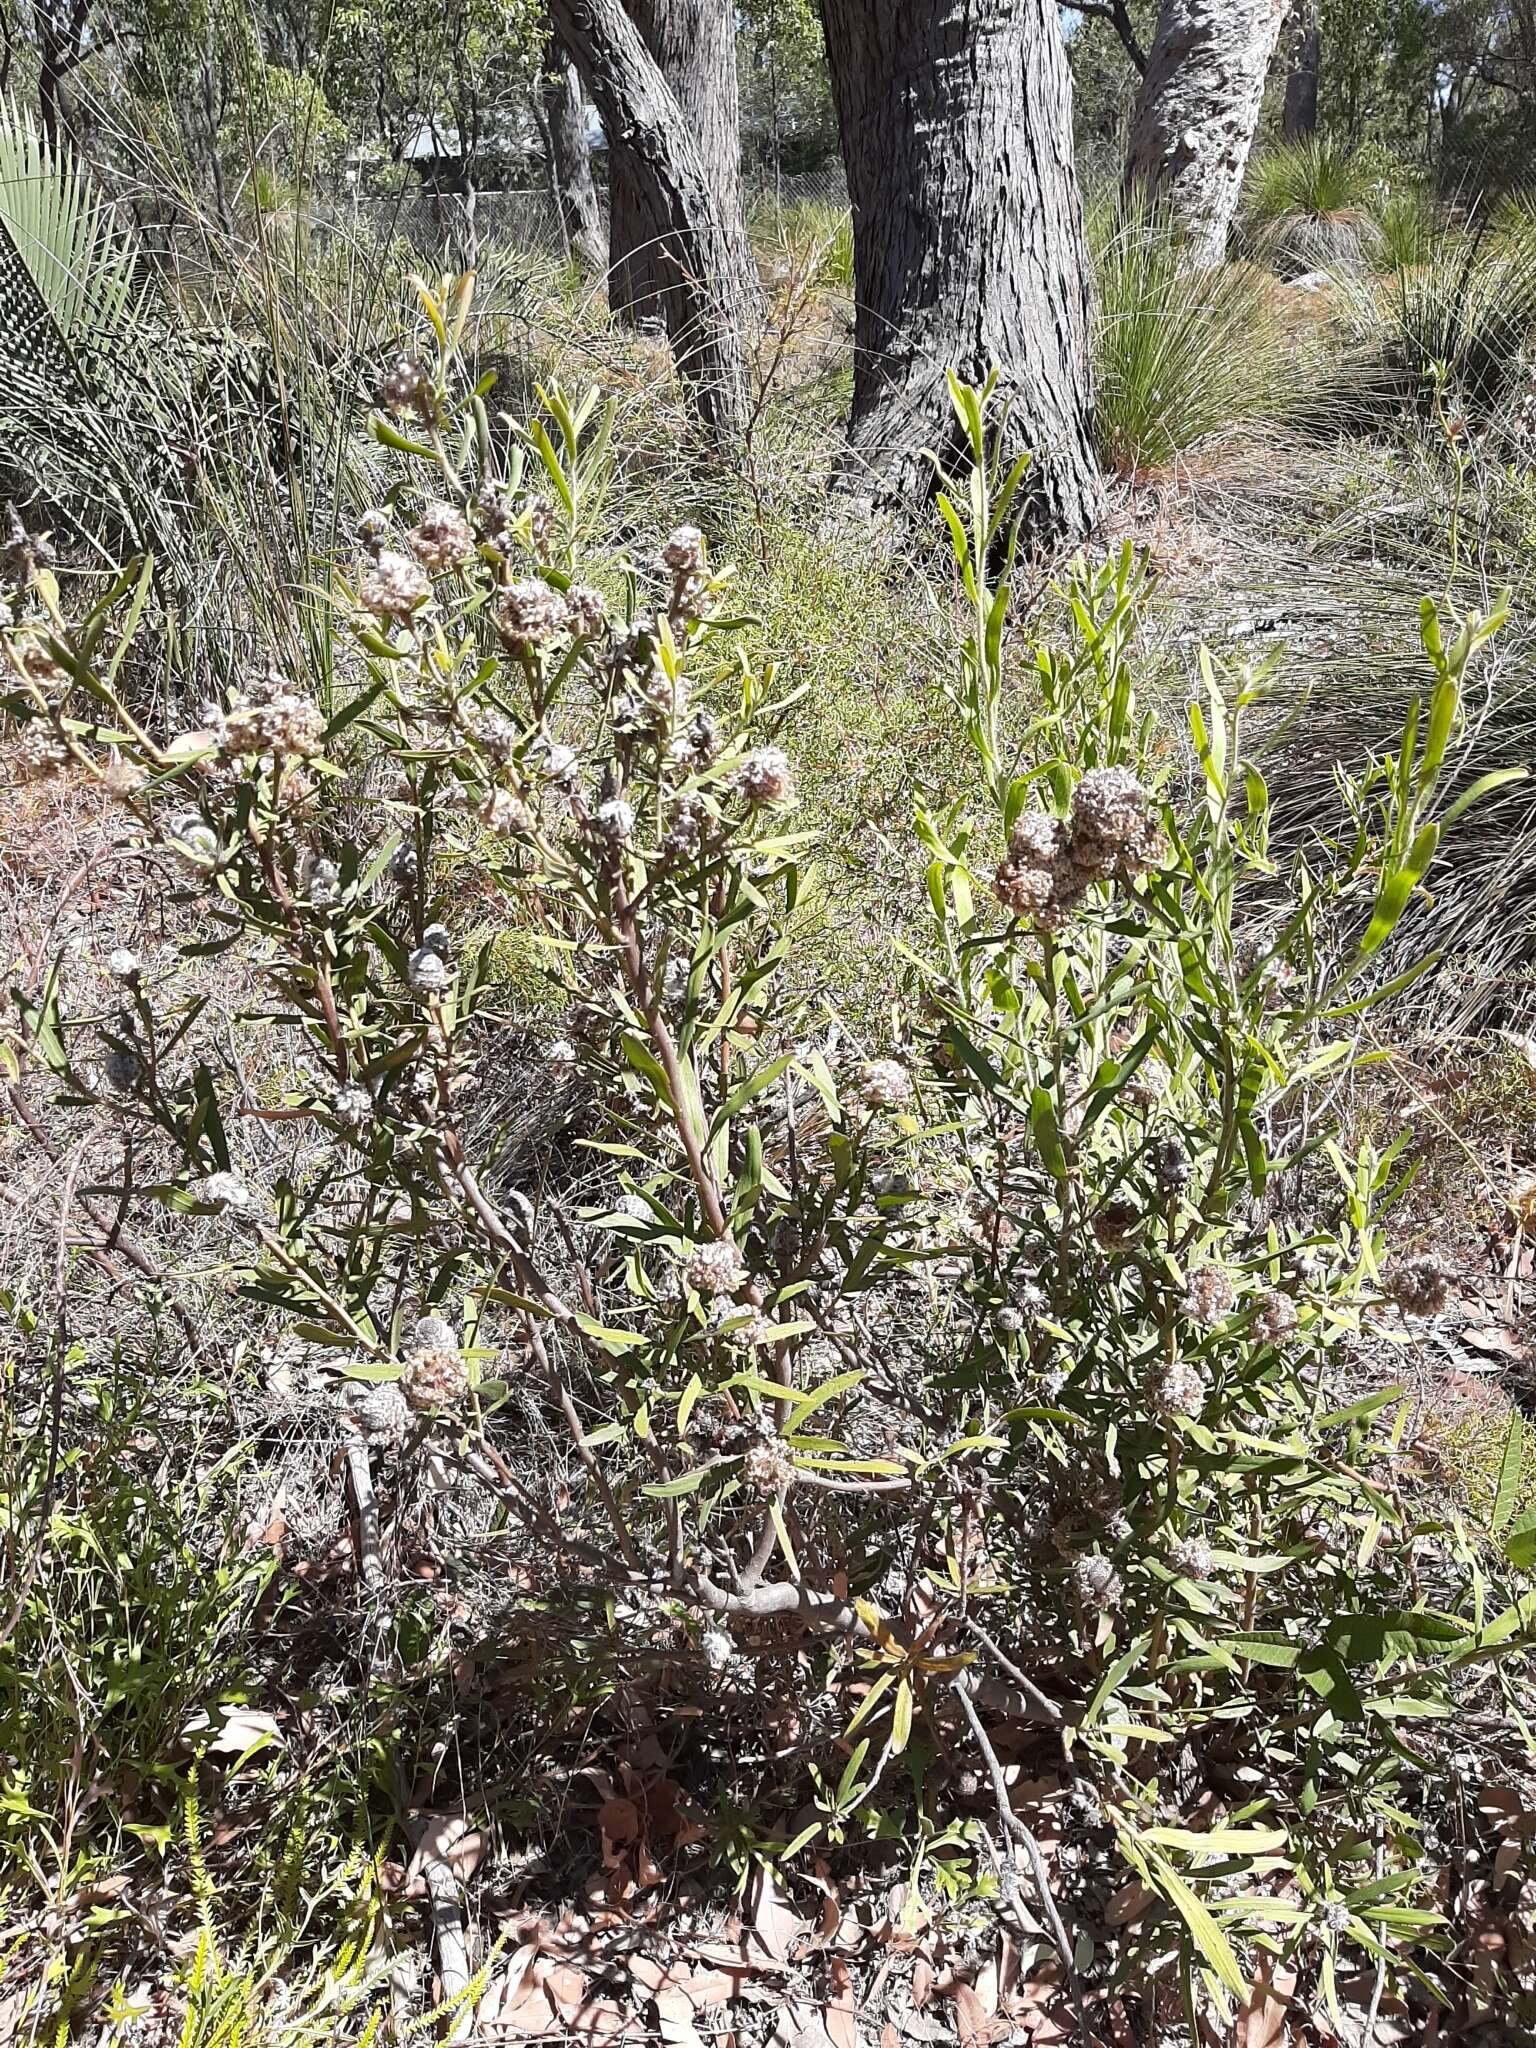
[5,291,1535,2028]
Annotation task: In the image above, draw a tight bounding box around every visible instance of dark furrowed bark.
[551,0,751,440]
[607,0,755,335]
[818,0,1103,542]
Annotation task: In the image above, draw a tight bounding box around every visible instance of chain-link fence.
[303,162,849,265]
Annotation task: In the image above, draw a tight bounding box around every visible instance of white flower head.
[200,1170,256,1215]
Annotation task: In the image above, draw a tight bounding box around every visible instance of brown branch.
[1061,0,1146,72]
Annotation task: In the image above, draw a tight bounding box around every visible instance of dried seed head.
[409,502,476,574]
[401,1345,468,1412]
[857,1058,913,1111]
[12,720,68,783]
[541,742,579,784]
[472,709,520,763]
[994,1306,1024,1337]
[1182,1266,1236,1327]
[735,746,794,808]
[1251,1290,1299,1344]
[743,1436,796,1494]
[1385,1252,1454,1318]
[684,1237,748,1298]
[223,691,325,760]
[500,579,570,651]
[664,794,704,853]
[103,1044,142,1093]
[526,496,557,561]
[360,550,432,620]
[1150,1359,1208,1418]
[407,946,452,996]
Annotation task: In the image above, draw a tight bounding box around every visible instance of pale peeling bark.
[551,0,750,438]
[818,0,1103,541]
[608,0,755,335]
[544,47,607,273]
[1127,0,1288,264]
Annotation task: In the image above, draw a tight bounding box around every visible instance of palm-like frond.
[0,91,142,361]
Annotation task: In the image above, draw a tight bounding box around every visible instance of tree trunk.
[551,0,751,439]
[607,0,753,333]
[1126,0,1287,264]
[1281,0,1319,139]
[544,45,607,271]
[817,0,1102,540]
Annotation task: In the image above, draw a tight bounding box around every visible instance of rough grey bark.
[551,0,750,438]
[543,46,607,272]
[817,0,1102,540]
[1282,0,1320,139]
[1126,0,1288,264]
[607,0,754,334]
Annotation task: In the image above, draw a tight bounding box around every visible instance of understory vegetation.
[5,68,1536,2048]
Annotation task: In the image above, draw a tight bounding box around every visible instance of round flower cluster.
[220,690,326,761]
[13,721,68,783]
[1093,1196,1142,1248]
[1150,1359,1208,1417]
[735,746,795,808]
[401,1345,469,1412]
[1073,1554,1123,1611]
[1151,1138,1191,1190]
[408,944,452,997]
[995,769,1164,928]
[360,550,432,620]
[302,855,341,908]
[332,1082,373,1130]
[685,1237,748,1298]
[1182,1266,1235,1327]
[567,584,609,640]
[108,947,144,984]
[357,507,391,553]
[1169,1534,1214,1579]
[701,1627,735,1673]
[595,797,635,844]
[473,709,519,763]
[499,580,570,651]
[480,787,534,839]
[662,525,709,625]
[380,353,432,417]
[200,1170,256,1214]
[1068,768,1166,880]
[408,502,477,574]
[857,1058,913,1111]
[743,1435,796,1494]
[1251,1290,1299,1343]
[352,1381,413,1446]
[1385,1252,1454,1318]
[526,496,557,561]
